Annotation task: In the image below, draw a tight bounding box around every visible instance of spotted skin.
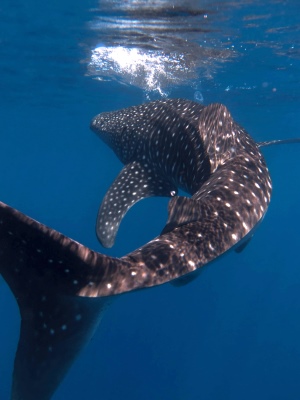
[91,99,210,247]
[96,160,178,248]
[91,100,271,249]
[0,100,287,399]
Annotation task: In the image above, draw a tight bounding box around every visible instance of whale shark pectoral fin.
[97,161,177,248]
[161,196,204,235]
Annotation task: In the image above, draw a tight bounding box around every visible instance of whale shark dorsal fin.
[199,103,237,172]
[161,196,203,235]
[97,160,177,248]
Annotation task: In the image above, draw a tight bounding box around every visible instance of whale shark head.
[90,107,143,164]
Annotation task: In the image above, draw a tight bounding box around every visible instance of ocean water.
[0,0,300,399]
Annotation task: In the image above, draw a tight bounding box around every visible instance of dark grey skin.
[0,99,298,399]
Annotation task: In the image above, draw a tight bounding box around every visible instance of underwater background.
[0,0,300,399]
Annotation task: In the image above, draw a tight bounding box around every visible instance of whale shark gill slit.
[0,99,299,399]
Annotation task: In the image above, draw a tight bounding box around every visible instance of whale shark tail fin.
[0,202,109,400]
[12,294,106,400]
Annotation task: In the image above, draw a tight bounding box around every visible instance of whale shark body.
[0,99,298,399]
[91,100,272,249]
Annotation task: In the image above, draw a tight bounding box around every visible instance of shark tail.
[0,201,110,400]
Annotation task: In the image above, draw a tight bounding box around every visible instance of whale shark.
[0,100,299,399]
[91,99,273,249]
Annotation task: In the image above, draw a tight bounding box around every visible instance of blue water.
[1,0,300,399]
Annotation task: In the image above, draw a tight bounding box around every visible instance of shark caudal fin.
[11,295,106,400]
[0,202,110,400]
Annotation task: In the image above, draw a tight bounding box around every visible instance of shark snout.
[90,115,100,133]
